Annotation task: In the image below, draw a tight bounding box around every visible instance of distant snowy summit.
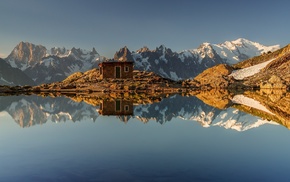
[187,38,280,65]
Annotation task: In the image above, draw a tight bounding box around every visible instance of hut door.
[115,100,121,111]
[115,66,121,78]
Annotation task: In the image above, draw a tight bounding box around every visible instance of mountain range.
[1,38,280,85]
[132,38,279,80]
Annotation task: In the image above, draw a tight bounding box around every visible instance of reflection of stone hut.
[99,60,133,79]
[99,100,133,116]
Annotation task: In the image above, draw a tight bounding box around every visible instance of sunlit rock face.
[5,42,47,71]
[192,64,234,88]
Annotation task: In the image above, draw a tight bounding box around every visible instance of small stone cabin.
[99,100,133,116]
[99,60,133,79]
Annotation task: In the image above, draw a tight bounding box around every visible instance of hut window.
[124,66,129,72]
[124,105,129,111]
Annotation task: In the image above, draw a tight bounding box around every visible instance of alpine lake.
[1,89,290,182]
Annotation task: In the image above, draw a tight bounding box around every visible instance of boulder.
[269,75,283,84]
[260,75,287,89]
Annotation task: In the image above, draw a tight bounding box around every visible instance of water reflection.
[1,91,290,181]
[1,89,289,131]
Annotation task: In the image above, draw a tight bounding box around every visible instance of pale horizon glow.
[0,53,6,58]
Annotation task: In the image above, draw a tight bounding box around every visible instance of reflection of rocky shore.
[193,89,290,129]
[237,90,290,129]
[61,92,170,106]
[195,89,234,109]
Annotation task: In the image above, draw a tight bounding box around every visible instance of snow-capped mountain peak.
[4,41,103,84]
[47,47,68,57]
[225,38,279,54]
[208,38,280,65]
[5,41,47,71]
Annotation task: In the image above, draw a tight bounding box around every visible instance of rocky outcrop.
[187,64,234,89]
[242,45,290,88]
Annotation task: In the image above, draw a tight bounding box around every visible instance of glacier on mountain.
[229,58,274,80]
[183,38,280,65]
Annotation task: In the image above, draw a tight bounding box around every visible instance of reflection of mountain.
[0,93,279,131]
[133,94,276,131]
[0,95,100,128]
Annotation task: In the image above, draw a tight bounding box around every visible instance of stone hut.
[99,99,133,116]
[99,60,133,79]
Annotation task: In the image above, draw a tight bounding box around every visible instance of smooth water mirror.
[0,92,290,182]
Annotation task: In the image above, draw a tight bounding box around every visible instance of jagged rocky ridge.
[5,42,103,84]
[2,38,279,85]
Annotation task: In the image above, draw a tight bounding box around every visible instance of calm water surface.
[0,94,290,182]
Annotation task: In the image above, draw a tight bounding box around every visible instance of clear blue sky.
[0,0,289,58]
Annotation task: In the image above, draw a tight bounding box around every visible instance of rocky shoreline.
[0,69,289,96]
